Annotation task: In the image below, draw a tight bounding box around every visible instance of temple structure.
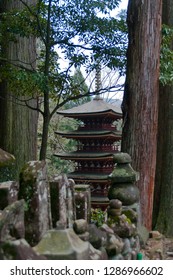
[55,96,122,209]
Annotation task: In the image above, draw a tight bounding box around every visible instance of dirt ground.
[141,234,173,260]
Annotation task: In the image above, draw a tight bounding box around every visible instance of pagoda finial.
[95,64,102,90]
[95,63,103,100]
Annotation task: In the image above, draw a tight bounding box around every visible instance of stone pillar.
[107,153,140,259]
[108,153,139,209]
[19,161,52,246]
[0,200,25,241]
[55,175,75,229]
[0,181,18,210]
[74,184,91,223]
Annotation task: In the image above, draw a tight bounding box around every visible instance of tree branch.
[51,84,121,120]
[0,57,36,73]
[19,0,46,45]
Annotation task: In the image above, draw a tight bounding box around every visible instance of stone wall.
[0,155,144,260]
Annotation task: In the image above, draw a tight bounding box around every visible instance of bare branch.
[53,40,97,51]
[19,0,36,15]
[0,57,36,73]
[51,84,121,119]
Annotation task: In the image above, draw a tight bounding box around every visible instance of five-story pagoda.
[55,96,122,209]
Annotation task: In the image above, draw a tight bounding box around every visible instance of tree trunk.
[0,0,38,178]
[121,0,162,230]
[153,0,173,236]
[39,115,50,160]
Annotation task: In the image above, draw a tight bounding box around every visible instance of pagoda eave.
[54,152,116,161]
[57,110,121,119]
[55,131,121,140]
[57,98,122,118]
[67,173,110,182]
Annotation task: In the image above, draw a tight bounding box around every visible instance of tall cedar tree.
[153,0,173,236]
[0,0,38,178]
[121,0,162,230]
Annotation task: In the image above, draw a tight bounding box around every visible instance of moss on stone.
[113,153,132,164]
[109,164,137,183]
[108,183,139,205]
[122,209,138,223]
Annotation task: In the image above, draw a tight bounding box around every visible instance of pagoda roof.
[57,97,122,118]
[54,152,116,160]
[55,130,121,139]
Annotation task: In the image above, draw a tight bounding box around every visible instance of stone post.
[74,184,91,223]
[107,154,141,259]
[0,200,25,241]
[108,153,139,209]
[0,181,19,210]
[55,175,75,229]
[19,161,52,246]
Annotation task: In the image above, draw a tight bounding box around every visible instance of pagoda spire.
[95,64,102,100]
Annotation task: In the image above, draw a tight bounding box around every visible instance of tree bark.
[39,115,50,160]
[121,0,162,230]
[153,0,173,236]
[0,0,38,177]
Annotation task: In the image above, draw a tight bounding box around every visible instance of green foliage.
[0,64,45,96]
[107,214,132,228]
[0,165,16,182]
[0,0,127,160]
[160,25,173,85]
[37,69,90,176]
[0,0,127,98]
[91,208,107,227]
[65,68,91,108]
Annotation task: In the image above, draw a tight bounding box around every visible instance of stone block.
[0,181,19,210]
[149,230,162,239]
[108,183,139,205]
[89,224,107,249]
[106,233,124,256]
[89,244,108,260]
[0,239,46,260]
[0,200,25,241]
[109,164,137,183]
[113,153,132,164]
[34,229,89,260]
[109,199,122,209]
[73,219,88,234]
[0,149,15,167]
